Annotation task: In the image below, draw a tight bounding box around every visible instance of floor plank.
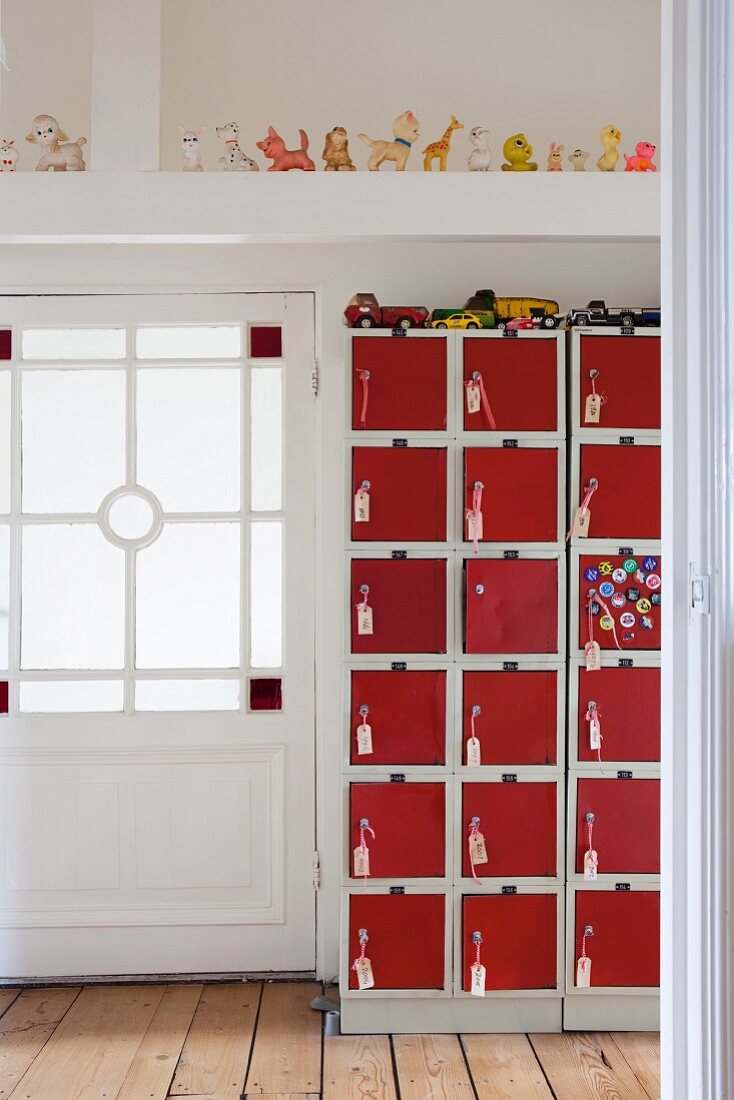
[116,984,203,1100]
[530,1032,650,1100]
[168,983,259,1098]
[462,1033,553,1099]
[10,984,165,1100]
[393,1034,475,1100]
[0,987,81,1099]
[611,1033,661,1100]
[323,1034,397,1100]
[0,994,20,1024]
[244,982,322,1096]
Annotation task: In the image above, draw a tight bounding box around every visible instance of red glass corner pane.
[0,682,7,714]
[249,677,282,711]
[0,331,11,360]
[249,326,282,358]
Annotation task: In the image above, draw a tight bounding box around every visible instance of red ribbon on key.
[465,371,497,429]
[356,369,370,429]
[466,480,484,554]
[566,478,598,541]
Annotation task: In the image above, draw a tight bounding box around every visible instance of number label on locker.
[462,894,558,991]
[463,669,559,765]
[348,893,446,990]
[577,335,661,431]
[466,558,560,654]
[352,447,448,542]
[574,890,660,987]
[462,781,558,878]
[576,443,661,540]
[350,670,446,765]
[351,559,447,654]
[464,447,561,544]
[463,338,560,432]
[352,337,447,431]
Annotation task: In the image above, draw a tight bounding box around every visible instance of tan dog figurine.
[26,114,86,171]
[358,111,420,171]
[597,125,622,172]
[257,125,315,171]
[322,126,356,171]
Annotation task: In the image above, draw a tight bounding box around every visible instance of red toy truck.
[344,293,429,329]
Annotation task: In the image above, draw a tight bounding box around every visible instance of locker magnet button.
[612,569,627,583]
[636,597,652,614]
[623,558,638,573]
[620,612,636,628]
[626,588,641,602]
[643,556,658,570]
[640,615,655,630]
[599,615,614,631]
[651,592,662,605]
[589,601,600,615]
[598,581,615,598]
[584,567,599,582]
[611,593,626,608]
[646,573,661,590]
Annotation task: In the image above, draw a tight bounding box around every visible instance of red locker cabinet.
[350,781,446,879]
[462,334,561,433]
[351,558,447,655]
[574,550,662,653]
[574,332,661,433]
[351,335,447,432]
[462,893,558,991]
[351,446,447,543]
[465,556,560,656]
[573,889,660,987]
[572,440,661,541]
[350,669,446,766]
[461,778,558,879]
[574,663,660,765]
[348,892,446,990]
[462,668,560,767]
[572,776,660,878]
[464,446,562,545]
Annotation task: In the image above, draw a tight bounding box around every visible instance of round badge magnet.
[636,597,652,614]
[643,556,658,571]
[584,567,599,583]
[599,581,615,598]
[620,612,636,628]
[646,573,661,590]
[626,588,640,602]
[599,615,614,631]
[611,593,626,608]
[612,568,627,583]
[623,558,638,573]
[640,615,655,630]
[598,561,613,576]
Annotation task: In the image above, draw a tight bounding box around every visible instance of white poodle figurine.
[26,115,86,171]
[0,139,18,171]
[216,122,259,171]
[178,125,205,171]
[467,126,492,171]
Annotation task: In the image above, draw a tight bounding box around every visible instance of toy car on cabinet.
[344,293,429,329]
[430,311,482,330]
[567,300,661,328]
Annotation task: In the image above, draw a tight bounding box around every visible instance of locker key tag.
[356,705,373,756]
[576,925,593,987]
[465,375,481,415]
[467,705,481,767]
[584,813,598,880]
[470,932,486,997]
[468,816,488,883]
[584,370,605,424]
[466,481,484,554]
[356,585,373,635]
[585,641,602,671]
[354,818,375,879]
[567,479,598,541]
[354,480,371,523]
[353,929,375,990]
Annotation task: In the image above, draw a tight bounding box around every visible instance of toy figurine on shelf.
[547,143,565,171]
[0,139,18,171]
[216,122,259,171]
[422,115,463,171]
[256,125,315,171]
[358,111,420,171]
[624,141,658,172]
[467,127,492,171]
[568,148,590,171]
[26,115,86,171]
[178,125,205,171]
[597,125,622,172]
[344,293,428,329]
[500,133,538,171]
[322,126,356,171]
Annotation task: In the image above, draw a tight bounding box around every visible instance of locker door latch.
[690,564,710,618]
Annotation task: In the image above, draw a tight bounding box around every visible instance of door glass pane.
[250,368,282,511]
[250,521,282,668]
[19,680,124,713]
[136,369,240,512]
[22,328,126,360]
[249,325,282,359]
[21,370,126,513]
[135,523,240,669]
[0,526,8,668]
[135,679,239,711]
[0,373,10,513]
[21,525,125,669]
[136,326,240,360]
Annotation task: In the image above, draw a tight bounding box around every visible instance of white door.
[0,291,316,977]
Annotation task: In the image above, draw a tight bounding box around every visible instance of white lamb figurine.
[26,115,86,171]
[216,122,259,171]
[467,126,492,171]
[0,139,18,171]
[178,125,205,171]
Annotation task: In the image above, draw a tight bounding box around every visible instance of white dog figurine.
[0,139,18,171]
[26,115,86,171]
[178,125,205,171]
[216,122,259,171]
[358,111,420,171]
[467,126,492,171]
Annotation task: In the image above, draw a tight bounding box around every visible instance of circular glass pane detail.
[98,486,162,549]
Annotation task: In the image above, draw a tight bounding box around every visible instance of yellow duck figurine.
[597,125,622,172]
[501,133,538,171]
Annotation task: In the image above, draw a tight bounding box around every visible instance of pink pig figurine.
[623,141,657,172]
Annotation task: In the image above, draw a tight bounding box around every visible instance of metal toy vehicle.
[344,293,429,329]
[567,300,661,328]
[430,311,482,330]
[431,289,560,330]
[505,316,537,331]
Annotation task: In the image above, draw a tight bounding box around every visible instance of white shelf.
[0,171,660,245]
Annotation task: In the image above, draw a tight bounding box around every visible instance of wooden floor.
[0,981,660,1099]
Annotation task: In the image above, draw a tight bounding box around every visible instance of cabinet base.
[563,993,659,1031]
[341,995,563,1034]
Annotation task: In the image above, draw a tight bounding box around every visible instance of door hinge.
[312,851,321,890]
[311,358,319,397]
[690,564,711,617]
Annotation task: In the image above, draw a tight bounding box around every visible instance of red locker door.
[578,553,662,652]
[352,338,447,431]
[575,777,660,875]
[577,444,661,540]
[464,448,560,543]
[348,893,445,989]
[574,890,660,987]
[461,782,557,878]
[577,666,660,763]
[350,670,446,766]
[463,339,559,432]
[578,336,661,431]
[351,559,447,654]
[462,894,557,991]
[352,447,447,542]
[462,670,558,766]
[466,558,559,654]
[350,783,445,878]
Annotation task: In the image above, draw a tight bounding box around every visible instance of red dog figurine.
[624,141,657,172]
[256,125,315,171]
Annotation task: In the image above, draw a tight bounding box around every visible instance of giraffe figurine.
[422,115,464,171]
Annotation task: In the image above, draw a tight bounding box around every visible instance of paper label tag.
[572,506,592,537]
[585,393,602,424]
[469,830,488,865]
[357,605,373,635]
[356,722,373,755]
[585,640,601,671]
[584,849,598,880]
[354,489,370,523]
[466,384,481,414]
[466,737,481,768]
[466,510,483,542]
[353,845,370,877]
[470,962,486,997]
[589,717,601,750]
[355,956,375,990]
[576,956,592,988]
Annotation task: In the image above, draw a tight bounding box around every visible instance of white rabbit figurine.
[178,125,205,171]
[547,142,565,171]
[467,127,492,171]
[0,139,18,171]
